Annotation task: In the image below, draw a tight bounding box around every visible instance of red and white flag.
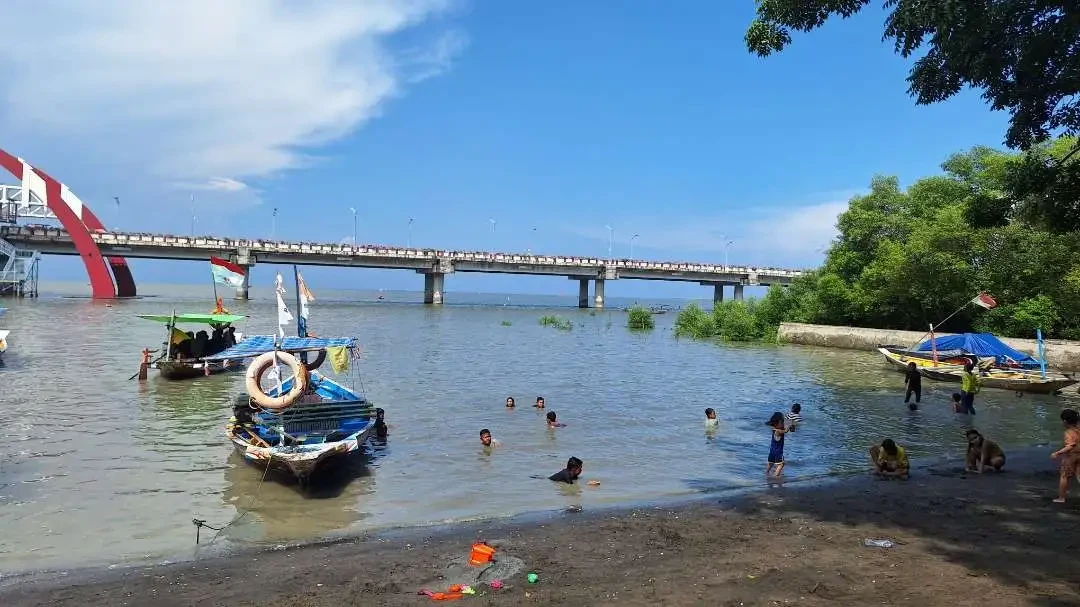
[971,292,997,310]
[210,257,246,288]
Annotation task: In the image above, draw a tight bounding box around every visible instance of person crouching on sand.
[549,456,583,483]
[965,429,1005,473]
[1051,408,1080,503]
[766,412,788,477]
[870,439,909,479]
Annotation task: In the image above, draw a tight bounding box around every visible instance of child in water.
[374,408,388,439]
[1051,408,1080,503]
[535,396,546,409]
[951,393,964,414]
[505,396,515,408]
[546,411,566,428]
[786,403,802,431]
[549,456,583,483]
[704,408,719,429]
[766,412,788,477]
[480,428,500,448]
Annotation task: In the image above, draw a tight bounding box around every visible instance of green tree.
[626,305,655,330]
[745,1,1080,150]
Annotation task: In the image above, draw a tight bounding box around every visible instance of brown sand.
[4,452,1079,606]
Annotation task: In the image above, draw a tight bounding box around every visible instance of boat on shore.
[214,268,378,485]
[137,311,245,380]
[878,332,1078,394]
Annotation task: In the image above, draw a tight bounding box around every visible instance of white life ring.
[245,351,309,411]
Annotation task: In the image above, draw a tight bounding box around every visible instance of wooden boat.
[215,267,378,485]
[137,312,245,380]
[649,304,674,315]
[878,347,1078,394]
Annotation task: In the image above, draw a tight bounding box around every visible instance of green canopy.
[137,313,245,325]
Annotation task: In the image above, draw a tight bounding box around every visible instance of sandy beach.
[3,449,1078,606]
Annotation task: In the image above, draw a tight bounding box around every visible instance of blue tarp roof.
[916,332,1040,368]
[203,335,357,361]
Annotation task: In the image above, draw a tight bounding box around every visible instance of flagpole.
[293,265,305,338]
[210,268,219,307]
[906,299,975,350]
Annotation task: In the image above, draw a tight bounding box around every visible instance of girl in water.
[766,411,788,477]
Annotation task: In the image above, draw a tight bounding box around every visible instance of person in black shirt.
[374,408,388,439]
[904,362,922,409]
[549,456,583,483]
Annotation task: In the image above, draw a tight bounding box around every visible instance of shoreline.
[4,449,1079,606]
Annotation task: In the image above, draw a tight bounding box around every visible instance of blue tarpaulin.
[916,333,1040,368]
[203,335,357,361]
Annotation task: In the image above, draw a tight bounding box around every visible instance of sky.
[0,1,1010,299]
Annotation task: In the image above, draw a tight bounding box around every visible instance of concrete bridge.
[0,224,804,307]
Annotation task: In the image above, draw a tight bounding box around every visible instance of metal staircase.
[0,185,45,297]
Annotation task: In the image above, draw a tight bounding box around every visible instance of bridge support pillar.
[734,283,744,301]
[424,272,445,305]
[713,283,724,305]
[593,278,605,309]
[577,278,589,308]
[234,266,251,300]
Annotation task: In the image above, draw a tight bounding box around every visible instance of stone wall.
[777,322,1080,372]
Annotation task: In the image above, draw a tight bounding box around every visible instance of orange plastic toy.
[468,542,496,566]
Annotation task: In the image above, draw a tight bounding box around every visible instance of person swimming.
[704,407,719,429]
[505,396,516,408]
[786,403,802,431]
[549,456,583,483]
[535,396,545,409]
[546,411,566,428]
[480,428,500,448]
[374,408,388,439]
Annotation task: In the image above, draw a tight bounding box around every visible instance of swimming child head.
[375,407,385,421]
[536,396,545,408]
[1062,408,1079,427]
[952,393,962,402]
[791,403,801,414]
[546,411,557,422]
[705,407,716,419]
[506,396,515,408]
[766,411,785,428]
[567,456,583,477]
[480,428,493,446]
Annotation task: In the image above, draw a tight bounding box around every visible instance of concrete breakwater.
[777,322,1080,372]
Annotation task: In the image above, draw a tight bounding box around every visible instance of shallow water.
[1,283,1076,572]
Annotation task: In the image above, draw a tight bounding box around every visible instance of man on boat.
[960,362,980,415]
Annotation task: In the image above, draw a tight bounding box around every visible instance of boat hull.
[878,347,1077,394]
[229,425,373,484]
[156,359,243,380]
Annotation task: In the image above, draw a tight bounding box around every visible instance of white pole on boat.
[930,324,938,366]
[1037,328,1047,379]
[166,309,175,360]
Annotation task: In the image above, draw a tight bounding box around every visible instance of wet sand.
[4,450,1079,606]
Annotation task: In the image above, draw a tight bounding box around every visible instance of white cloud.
[566,193,859,267]
[179,177,250,193]
[0,0,464,189]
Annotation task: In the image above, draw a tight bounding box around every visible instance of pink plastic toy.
[489,580,504,590]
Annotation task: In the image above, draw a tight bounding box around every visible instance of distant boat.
[136,311,246,380]
[648,304,674,315]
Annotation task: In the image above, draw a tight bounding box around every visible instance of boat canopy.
[137,313,245,325]
[203,335,357,361]
[916,332,1040,368]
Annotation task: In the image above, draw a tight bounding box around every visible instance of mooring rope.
[192,422,276,547]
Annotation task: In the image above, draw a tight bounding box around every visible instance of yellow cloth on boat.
[328,346,350,373]
[170,327,191,344]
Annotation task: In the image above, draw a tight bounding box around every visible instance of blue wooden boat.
[208,267,378,485]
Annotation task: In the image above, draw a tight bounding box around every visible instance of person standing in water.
[765,412,788,477]
[960,362,980,415]
[1052,409,1080,503]
[904,362,922,409]
[704,408,719,429]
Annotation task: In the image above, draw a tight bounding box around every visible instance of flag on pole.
[971,292,998,310]
[297,270,314,337]
[210,257,246,288]
[275,273,292,337]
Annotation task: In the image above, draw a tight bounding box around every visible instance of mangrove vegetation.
[626,306,655,330]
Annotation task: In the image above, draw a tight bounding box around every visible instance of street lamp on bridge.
[349,207,358,245]
[605,225,614,261]
[722,237,735,267]
[630,233,640,259]
[408,217,414,248]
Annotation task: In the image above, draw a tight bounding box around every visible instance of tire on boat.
[245,351,310,411]
[303,349,327,372]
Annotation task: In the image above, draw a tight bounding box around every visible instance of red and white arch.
[0,148,136,298]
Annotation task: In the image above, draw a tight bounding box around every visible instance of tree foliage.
[778,137,1080,339]
[626,305,656,330]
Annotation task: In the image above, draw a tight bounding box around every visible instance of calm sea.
[0,282,1074,572]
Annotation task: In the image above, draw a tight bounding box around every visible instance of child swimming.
[549,456,583,483]
[546,411,566,428]
[786,403,802,431]
[505,396,516,408]
[480,428,501,448]
[704,408,719,429]
[766,412,788,477]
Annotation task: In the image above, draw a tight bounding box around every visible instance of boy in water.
[870,439,910,479]
[505,396,516,408]
[965,429,1005,473]
[1051,408,1080,503]
[904,362,922,408]
[549,456,583,483]
[480,428,500,448]
[535,396,545,409]
[546,411,566,428]
[766,412,788,477]
[960,362,980,415]
[374,408,388,439]
[951,393,964,414]
[704,408,719,429]
[786,403,802,431]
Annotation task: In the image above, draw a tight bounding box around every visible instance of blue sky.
[0,1,1009,299]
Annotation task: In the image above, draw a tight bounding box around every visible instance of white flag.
[276,292,293,337]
